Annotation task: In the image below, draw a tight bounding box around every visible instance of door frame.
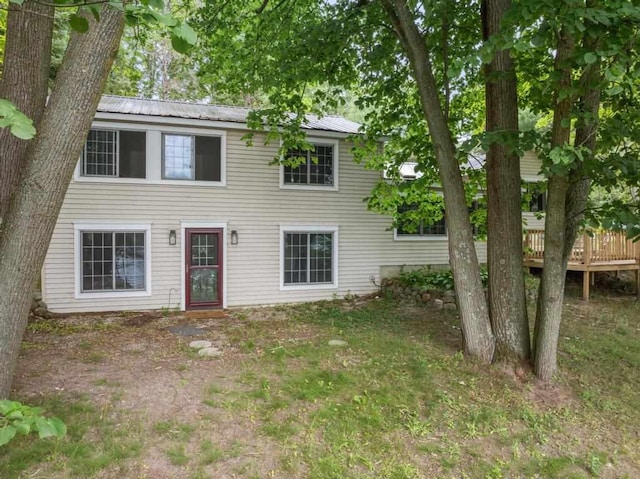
[180,221,227,310]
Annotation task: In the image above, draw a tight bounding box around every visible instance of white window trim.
[279,225,339,291]
[393,229,448,241]
[279,138,339,191]
[180,221,228,311]
[74,121,227,187]
[73,222,152,299]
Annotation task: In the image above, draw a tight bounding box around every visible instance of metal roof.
[97,96,362,134]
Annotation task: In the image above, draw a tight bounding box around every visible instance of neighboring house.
[41,96,544,313]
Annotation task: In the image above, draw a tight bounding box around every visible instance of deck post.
[583,271,590,301]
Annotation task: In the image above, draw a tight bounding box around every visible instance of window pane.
[194,136,221,181]
[284,233,308,284]
[309,233,332,283]
[309,145,333,185]
[81,232,112,291]
[190,233,218,266]
[397,203,446,236]
[81,231,145,293]
[164,134,193,179]
[283,149,309,184]
[284,232,333,285]
[83,129,117,176]
[119,131,146,178]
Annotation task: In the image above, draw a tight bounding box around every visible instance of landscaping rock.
[33,307,50,318]
[328,339,348,347]
[421,292,431,303]
[189,340,212,349]
[168,325,207,336]
[443,302,457,311]
[198,347,222,357]
[433,299,444,310]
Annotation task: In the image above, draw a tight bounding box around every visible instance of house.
[41,96,544,313]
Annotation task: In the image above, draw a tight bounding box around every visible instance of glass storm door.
[186,229,223,309]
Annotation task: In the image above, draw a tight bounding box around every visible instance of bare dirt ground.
[13,310,302,478]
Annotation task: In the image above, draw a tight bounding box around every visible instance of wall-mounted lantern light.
[230,230,238,245]
[169,229,177,246]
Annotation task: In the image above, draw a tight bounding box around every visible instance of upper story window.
[82,129,146,178]
[281,140,339,189]
[162,134,222,182]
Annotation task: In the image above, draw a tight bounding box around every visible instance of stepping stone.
[189,340,212,349]
[168,325,207,336]
[198,347,222,357]
[328,339,348,347]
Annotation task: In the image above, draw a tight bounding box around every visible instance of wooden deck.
[524,230,640,300]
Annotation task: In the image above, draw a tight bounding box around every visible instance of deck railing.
[524,229,640,265]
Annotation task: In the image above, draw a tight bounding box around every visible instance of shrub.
[0,400,66,446]
[399,267,489,292]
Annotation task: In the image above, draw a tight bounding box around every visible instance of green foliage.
[0,400,66,446]
[0,99,36,139]
[398,267,489,292]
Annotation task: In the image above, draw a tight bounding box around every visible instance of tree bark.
[482,0,530,361]
[564,31,601,262]
[383,0,495,362]
[0,7,124,398]
[0,0,54,221]
[534,27,575,381]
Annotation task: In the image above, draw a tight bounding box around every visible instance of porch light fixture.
[230,230,238,245]
[169,229,177,246]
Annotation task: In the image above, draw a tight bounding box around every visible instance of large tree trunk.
[0,0,54,220]
[534,15,601,381]
[482,0,530,361]
[563,31,601,262]
[383,0,495,362]
[534,27,575,381]
[0,7,124,398]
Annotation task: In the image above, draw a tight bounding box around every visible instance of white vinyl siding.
[520,151,546,230]
[44,126,494,313]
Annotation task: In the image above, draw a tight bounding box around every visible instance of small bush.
[399,267,489,292]
[0,400,66,446]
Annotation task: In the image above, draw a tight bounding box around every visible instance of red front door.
[185,228,223,309]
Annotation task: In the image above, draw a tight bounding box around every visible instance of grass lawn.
[1,291,639,478]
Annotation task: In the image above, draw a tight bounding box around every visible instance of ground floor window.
[281,226,338,288]
[76,225,150,295]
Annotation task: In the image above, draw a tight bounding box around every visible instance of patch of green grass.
[0,395,144,478]
[166,445,189,466]
[284,369,353,401]
[152,420,195,441]
[199,439,224,465]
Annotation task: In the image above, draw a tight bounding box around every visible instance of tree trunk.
[383,0,495,362]
[564,31,601,262]
[534,27,575,381]
[482,0,530,361]
[0,0,54,221]
[0,7,124,398]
